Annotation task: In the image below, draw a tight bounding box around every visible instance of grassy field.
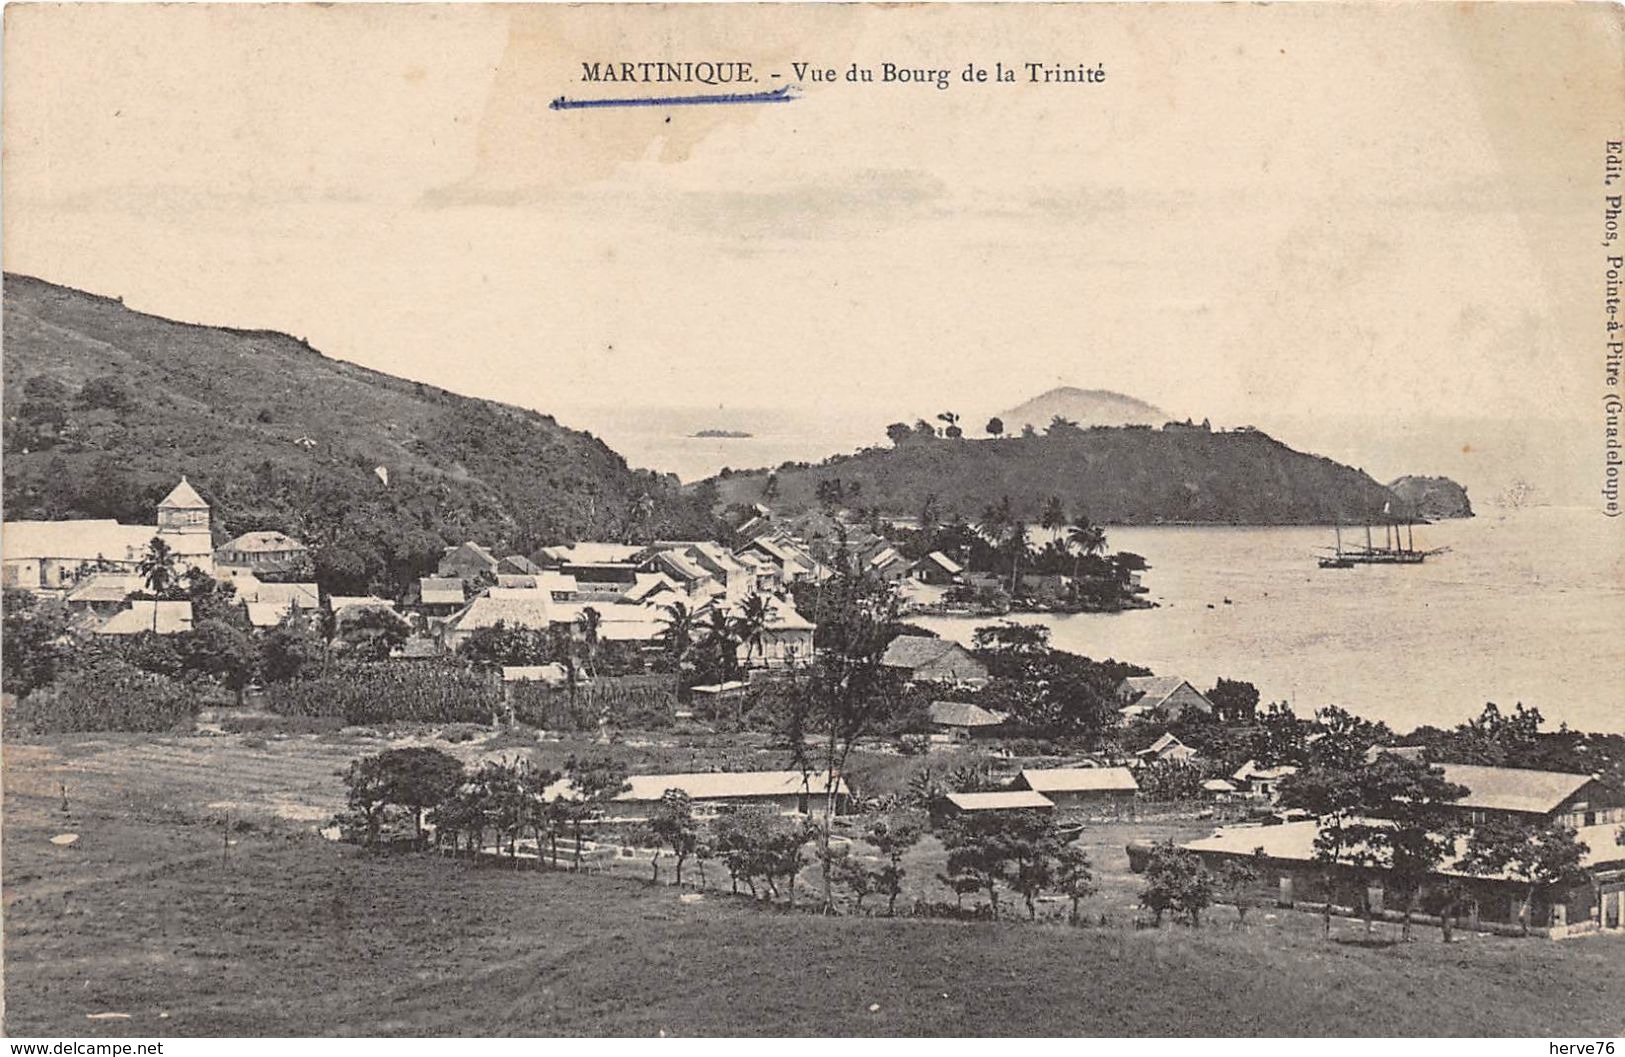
[6,730,1624,1037]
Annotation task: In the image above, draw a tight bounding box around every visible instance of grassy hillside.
[714,427,1404,525]
[6,732,1622,1037]
[2,274,718,593]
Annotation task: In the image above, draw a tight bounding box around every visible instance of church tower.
[156,476,211,538]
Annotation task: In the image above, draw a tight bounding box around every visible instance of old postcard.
[3,0,1623,1040]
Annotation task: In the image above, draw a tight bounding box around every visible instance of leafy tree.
[648,789,700,885]
[562,751,630,870]
[380,747,467,846]
[1216,848,1266,926]
[985,417,1005,438]
[972,621,1050,654]
[918,493,941,532]
[1278,765,1362,936]
[886,422,912,446]
[830,846,878,913]
[1208,678,1261,725]
[1308,705,1393,771]
[936,411,962,439]
[1055,843,1097,925]
[182,570,245,627]
[784,572,902,911]
[336,606,410,661]
[866,814,924,916]
[260,617,326,682]
[182,618,259,703]
[461,621,549,663]
[940,813,1015,919]
[1462,817,1589,934]
[1140,841,1214,926]
[343,754,393,847]
[1003,812,1066,920]
[1349,757,1468,939]
[3,589,74,696]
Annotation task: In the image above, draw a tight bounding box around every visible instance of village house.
[437,541,499,580]
[927,699,1009,743]
[62,571,145,620]
[1136,732,1198,766]
[1182,810,1625,937]
[493,571,579,600]
[880,634,990,687]
[1117,675,1215,722]
[623,572,680,605]
[415,577,467,618]
[1231,759,1299,802]
[213,530,308,574]
[648,549,719,603]
[95,599,195,636]
[650,541,754,605]
[238,580,320,629]
[729,596,815,668]
[1421,763,1625,829]
[934,790,1056,820]
[1012,766,1140,813]
[910,550,964,586]
[866,546,914,583]
[438,591,555,653]
[544,770,851,822]
[2,477,215,592]
[496,554,544,576]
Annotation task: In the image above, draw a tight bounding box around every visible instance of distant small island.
[691,429,754,439]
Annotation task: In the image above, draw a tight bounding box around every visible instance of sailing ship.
[1317,504,1447,568]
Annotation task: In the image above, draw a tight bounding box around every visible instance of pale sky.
[5,3,1618,431]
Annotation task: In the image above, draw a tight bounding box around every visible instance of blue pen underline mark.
[550,86,796,111]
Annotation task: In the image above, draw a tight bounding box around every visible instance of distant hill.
[2,274,718,594]
[998,387,1165,432]
[711,424,1407,525]
[1388,475,1474,519]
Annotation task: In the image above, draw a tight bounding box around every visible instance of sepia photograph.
[2,0,1622,1039]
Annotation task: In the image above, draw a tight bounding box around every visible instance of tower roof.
[158,476,209,510]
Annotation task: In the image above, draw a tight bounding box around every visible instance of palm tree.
[1066,520,1109,580]
[658,600,696,663]
[979,496,1025,593]
[575,606,602,680]
[137,537,179,632]
[1040,496,1068,544]
[919,493,941,533]
[700,607,741,681]
[735,594,772,669]
[137,536,178,596]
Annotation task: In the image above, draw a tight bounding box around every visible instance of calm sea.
[914,508,1624,735]
[556,405,1622,734]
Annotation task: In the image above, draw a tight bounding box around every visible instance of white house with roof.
[543,769,851,821]
[1012,766,1140,811]
[1118,675,1214,722]
[727,595,814,668]
[214,530,308,574]
[95,599,195,636]
[3,477,214,591]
